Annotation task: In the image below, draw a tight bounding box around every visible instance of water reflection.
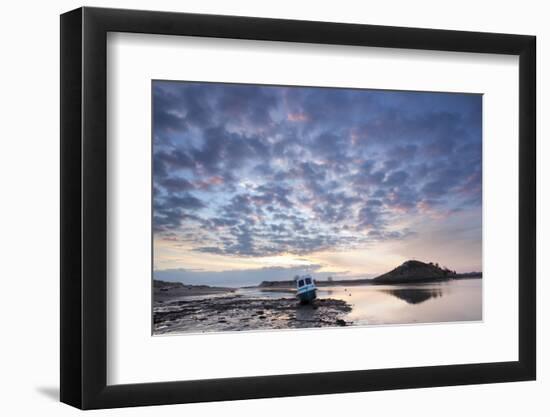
[381,287,443,304]
[316,279,482,325]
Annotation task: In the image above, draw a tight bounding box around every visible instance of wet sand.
[154,293,352,334]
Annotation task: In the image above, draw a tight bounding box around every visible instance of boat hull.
[297,288,317,304]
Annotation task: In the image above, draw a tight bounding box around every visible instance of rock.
[154,295,353,334]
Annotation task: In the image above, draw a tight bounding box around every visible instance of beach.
[154,293,351,334]
[153,278,482,334]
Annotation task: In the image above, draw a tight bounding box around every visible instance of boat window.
[305,278,312,285]
[298,280,304,287]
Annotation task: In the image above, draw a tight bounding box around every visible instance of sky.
[152,81,482,287]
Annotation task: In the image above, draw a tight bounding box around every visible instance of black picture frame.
[60,6,536,410]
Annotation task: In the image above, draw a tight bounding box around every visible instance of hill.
[372,260,456,284]
[153,279,185,289]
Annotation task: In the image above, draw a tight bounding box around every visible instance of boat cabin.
[295,274,317,304]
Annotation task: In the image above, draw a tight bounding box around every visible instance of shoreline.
[154,274,483,300]
[154,281,236,302]
[257,274,482,289]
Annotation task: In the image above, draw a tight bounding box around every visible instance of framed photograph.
[60,7,536,409]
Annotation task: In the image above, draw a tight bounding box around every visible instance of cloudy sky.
[152,81,482,287]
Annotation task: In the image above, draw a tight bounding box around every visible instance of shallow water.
[239,279,482,326]
[153,279,482,334]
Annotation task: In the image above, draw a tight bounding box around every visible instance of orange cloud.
[287,112,309,122]
[195,175,224,189]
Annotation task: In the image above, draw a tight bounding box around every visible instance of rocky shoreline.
[154,294,353,334]
[154,280,236,302]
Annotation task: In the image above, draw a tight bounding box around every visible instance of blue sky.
[152,81,482,286]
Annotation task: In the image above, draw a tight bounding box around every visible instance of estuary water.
[153,279,482,334]
[240,278,482,326]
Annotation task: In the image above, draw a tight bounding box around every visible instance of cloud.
[153,81,482,259]
[384,170,409,187]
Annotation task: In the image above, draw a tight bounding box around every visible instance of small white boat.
[295,274,317,304]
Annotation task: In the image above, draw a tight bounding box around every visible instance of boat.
[295,274,317,304]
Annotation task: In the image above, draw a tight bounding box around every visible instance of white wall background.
[0,0,546,415]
